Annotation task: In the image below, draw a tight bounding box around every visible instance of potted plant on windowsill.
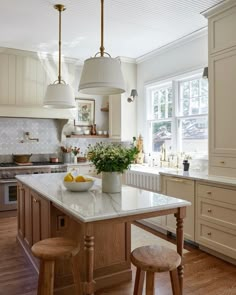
[87,142,138,193]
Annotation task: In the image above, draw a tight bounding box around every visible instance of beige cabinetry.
[203,0,236,177]
[162,176,195,241]
[109,93,136,141]
[196,182,236,259]
[109,61,137,141]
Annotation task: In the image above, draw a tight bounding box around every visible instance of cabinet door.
[209,48,236,156]
[31,191,50,245]
[17,184,25,239]
[109,95,121,140]
[163,177,195,241]
[24,187,32,247]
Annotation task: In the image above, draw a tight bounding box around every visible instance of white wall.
[136,33,208,153]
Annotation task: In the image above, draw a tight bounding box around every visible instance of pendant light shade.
[44,83,74,108]
[78,0,125,95]
[79,57,125,95]
[44,4,76,109]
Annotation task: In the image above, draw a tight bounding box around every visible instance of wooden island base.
[17,177,188,295]
[17,184,132,294]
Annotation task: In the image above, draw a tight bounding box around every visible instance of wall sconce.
[202,67,208,79]
[127,89,138,103]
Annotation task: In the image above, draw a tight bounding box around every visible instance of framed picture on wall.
[74,98,95,126]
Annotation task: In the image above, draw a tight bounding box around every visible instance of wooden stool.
[31,237,81,295]
[131,245,181,295]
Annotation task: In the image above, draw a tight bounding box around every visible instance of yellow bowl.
[63,179,95,192]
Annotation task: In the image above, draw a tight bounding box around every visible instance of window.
[147,71,208,155]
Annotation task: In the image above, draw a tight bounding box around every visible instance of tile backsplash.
[0,117,117,163]
[0,117,60,158]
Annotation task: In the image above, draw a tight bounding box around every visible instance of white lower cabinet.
[196,182,236,259]
[162,176,195,241]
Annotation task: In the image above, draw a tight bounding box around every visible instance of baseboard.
[199,245,236,266]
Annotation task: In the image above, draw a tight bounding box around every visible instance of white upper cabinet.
[204,0,236,177]
[207,2,236,54]
[109,61,137,141]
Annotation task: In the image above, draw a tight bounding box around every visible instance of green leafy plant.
[87,142,138,174]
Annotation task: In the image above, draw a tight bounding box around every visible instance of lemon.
[75,175,86,182]
[64,173,74,182]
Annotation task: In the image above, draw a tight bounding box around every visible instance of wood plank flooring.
[0,217,236,295]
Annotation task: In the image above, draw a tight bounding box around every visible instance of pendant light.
[79,0,125,95]
[44,4,76,108]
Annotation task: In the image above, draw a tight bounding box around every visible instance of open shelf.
[100,107,109,112]
[66,135,109,138]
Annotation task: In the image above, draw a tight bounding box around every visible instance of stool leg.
[133,267,145,295]
[146,271,155,295]
[170,269,180,295]
[38,260,55,295]
[71,254,82,295]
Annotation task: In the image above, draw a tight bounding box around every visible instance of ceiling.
[1,0,224,61]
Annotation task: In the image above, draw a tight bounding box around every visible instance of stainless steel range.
[0,162,67,212]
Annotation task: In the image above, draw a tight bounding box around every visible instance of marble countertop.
[130,164,236,187]
[159,170,236,187]
[16,173,190,223]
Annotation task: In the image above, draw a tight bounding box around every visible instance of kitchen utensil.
[13,154,32,163]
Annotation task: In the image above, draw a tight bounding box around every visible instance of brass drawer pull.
[207,191,212,195]
[207,232,212,236]
[170,178,185,183]
[220,161,225,164]
[207,209,212,213]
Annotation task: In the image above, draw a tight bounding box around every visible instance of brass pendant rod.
[100,0,105,56]
[54,4,66,83]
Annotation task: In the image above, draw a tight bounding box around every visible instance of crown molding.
[0,47,82,65]
[201,0,235,18]
[136,27,208,64]
[118,56,137,64]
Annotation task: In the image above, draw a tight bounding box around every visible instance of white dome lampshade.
[79,56,125,95]
[44,83,76,109]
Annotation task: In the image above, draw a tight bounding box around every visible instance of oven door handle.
[0,179,17,184]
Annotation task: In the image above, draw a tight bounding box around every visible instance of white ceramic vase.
[102,172,122,193]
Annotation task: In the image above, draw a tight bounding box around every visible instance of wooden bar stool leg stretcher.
[131,245,181,295]
[31,237,81,295]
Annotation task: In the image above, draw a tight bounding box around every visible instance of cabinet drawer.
[196,183,236,205]
[197,197,236,230]
[210,156,236,169]
[209,5,236,54]
[196,220,236,259]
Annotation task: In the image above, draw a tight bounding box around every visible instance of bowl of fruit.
[63,173,95,192]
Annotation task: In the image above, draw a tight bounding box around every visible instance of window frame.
[146,69,208,156]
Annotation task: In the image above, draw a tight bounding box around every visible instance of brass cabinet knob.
[207,191,212,194]
[207,208,212,213]
[33,198,39,203]
[220,161,225,164]
[207,232,212,236]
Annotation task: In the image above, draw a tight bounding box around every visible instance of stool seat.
[32,237,81,295]
[32,237,79,260]
[131,245,181,295]
[131,245,181,272]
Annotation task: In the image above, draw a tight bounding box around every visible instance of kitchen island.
[16,173,190,295]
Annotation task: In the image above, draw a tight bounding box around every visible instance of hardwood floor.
[0,217,236,295]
